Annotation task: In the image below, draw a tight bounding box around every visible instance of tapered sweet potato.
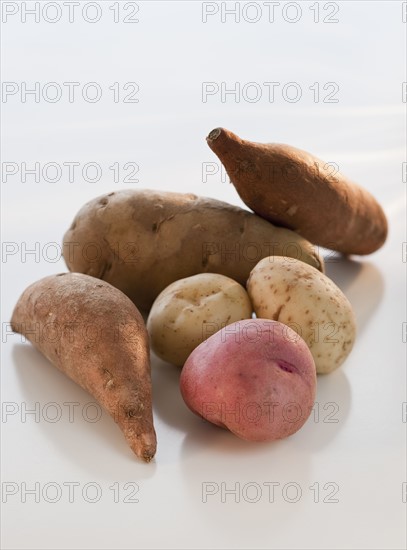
[206,128,388,255]
[62,189,324,312]
[11,273,156,462]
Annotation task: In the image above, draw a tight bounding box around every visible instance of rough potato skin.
[11,273,156,462]
[180,319,316,442]
[247,257,356,374]
[207,128,388,255]
[62,189,324,312]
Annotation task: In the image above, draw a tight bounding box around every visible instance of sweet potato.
[206,128,388,255]
[11,273,156,462]
[62,189,324,312]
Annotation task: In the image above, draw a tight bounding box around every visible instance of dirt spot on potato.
[272,305,284,322]
[99,261,112,280]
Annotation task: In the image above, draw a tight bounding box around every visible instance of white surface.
[1,1,406,549]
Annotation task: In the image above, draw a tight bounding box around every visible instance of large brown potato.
[62,189,324,312]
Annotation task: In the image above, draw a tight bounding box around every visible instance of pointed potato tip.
[206,127,223,142]
[141,450,155,463]
[132,443,156,463]
[139,443,156,463]
[126,430,157,463]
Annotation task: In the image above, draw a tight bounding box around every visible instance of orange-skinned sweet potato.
[206,128,388,255]
[11,273,156,462]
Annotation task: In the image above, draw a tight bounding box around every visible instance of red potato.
[180,319,316,442]
[11,273,156,462]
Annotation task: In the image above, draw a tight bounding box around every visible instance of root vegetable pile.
[11,127,387,457]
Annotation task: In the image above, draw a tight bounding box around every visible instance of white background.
[1,1,406,549]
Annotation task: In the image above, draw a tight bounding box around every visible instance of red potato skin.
[206,128,388,255]
[180,319,316,442]
[11,273,156,462]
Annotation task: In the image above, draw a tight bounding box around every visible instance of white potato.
[247,257,356,374]
[147,273,253,366]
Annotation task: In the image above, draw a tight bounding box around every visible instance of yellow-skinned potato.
[247,257,356,374]
[147,273,253,366]
[62,189,324,312]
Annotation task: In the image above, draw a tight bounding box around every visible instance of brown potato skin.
[11,273,156,462]
[206,128,388,255]
[62,189,324,312]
